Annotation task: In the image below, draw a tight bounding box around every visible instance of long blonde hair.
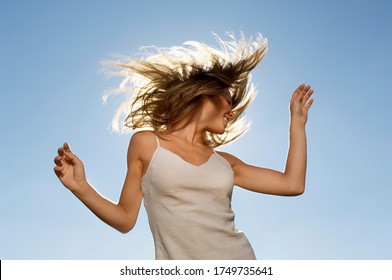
[103,33,268,147]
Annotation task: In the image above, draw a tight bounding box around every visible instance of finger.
[291,84,305,103]
[304,85,312,95]
[293,83,305,94]
[303,89,314,104]
[299,85,312,103]
[54,156,63,166]
[290,91,299,104]
[64,151,76,162]
[63,144,80,165]
[295,89,306,104]
[63,142,71,152]
[305,98,314,110]
[302,85,311,93]
[296,84,305,91]
[58,147,64,156]
[54,166,63,177]
[63,142,74,160]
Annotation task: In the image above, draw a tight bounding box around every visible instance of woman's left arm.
[221,84,314,196]
[282,84,314,194]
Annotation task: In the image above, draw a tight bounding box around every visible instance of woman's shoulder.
[131,129,156,143]
[128,130,158,160]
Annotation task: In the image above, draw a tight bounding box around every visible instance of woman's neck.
[164,111,206,145]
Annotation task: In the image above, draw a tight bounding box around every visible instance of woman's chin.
[215,128,226,134]
[207,127,225,134]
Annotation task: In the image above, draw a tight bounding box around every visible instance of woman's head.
[198,90,234,135]
[104,32,268,147]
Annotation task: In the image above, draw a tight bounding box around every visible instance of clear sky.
[1,0,391,260]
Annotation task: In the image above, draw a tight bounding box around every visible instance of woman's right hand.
[54,143,87,193]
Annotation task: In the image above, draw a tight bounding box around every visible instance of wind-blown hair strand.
[103,32,268,147]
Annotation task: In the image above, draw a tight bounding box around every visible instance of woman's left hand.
[289,84,314,125]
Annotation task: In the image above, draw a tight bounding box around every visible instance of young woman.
[53,33,314,259]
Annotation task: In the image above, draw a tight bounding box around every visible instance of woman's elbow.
[287,184,305,196]
[293,188,305,196]
[117,221,136,234]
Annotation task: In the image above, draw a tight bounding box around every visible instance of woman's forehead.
[222,89,232,99]
[221,90,233,105]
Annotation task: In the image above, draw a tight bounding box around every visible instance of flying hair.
[103,32,268,147]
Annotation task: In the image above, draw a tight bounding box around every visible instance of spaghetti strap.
[155,135,160,147]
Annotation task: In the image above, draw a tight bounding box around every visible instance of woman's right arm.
[53,134,145,233]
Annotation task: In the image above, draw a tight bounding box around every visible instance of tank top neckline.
[158,146,216,168]
[155,135,217,167]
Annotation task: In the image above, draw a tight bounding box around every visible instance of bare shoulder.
[130,130,156,146]
[128,130,157,162]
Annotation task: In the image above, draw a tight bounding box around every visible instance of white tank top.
[141,136,256,260]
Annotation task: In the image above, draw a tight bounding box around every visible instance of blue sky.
[0,0,391,259]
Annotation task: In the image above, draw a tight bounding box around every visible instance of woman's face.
[201,91,234,134]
